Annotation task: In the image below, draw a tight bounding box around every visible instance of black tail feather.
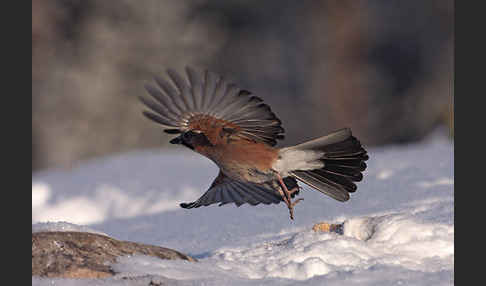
[283,176,300,198]
[290,129,368,202]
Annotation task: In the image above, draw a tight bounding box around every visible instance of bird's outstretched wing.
[139,66,285,146]
[180,171,299,208]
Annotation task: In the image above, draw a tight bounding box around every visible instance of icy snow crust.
[32,221,108,236]
[32,134,453,285]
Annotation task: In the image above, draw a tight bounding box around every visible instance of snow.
[32,132,454,285]
[32,221,108,236]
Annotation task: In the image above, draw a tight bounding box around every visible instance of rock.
[32,231,196,278]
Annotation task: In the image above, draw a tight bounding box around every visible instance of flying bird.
[139,67,369,220]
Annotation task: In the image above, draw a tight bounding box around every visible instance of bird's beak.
[170,135,182,144]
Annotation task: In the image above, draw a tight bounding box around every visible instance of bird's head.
[170,129,213,150]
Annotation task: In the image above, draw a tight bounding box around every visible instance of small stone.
[312,222,344,234]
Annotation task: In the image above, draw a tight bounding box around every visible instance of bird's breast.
[196,140,279,182]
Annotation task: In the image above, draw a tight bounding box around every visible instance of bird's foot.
[288,187,299,197]
[276,175,303,220]
[283,187,303,220]
[287,197,304,220]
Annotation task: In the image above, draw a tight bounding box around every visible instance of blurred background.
[32,0,453,172]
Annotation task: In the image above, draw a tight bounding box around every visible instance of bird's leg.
[276,174,303,220]
[275,185,291,207]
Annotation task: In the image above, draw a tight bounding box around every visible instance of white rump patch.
[272,148,324,176]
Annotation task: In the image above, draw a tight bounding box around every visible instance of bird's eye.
[182,132,192,140]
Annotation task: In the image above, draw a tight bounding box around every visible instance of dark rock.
[32,231,196,278]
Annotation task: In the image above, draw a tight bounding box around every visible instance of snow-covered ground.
[32,132,454,285]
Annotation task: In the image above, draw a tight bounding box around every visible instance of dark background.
[32,0,453,172]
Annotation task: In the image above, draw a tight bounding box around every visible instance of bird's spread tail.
[283,128,368,202]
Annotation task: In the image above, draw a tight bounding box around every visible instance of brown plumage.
[139,66,369,220]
